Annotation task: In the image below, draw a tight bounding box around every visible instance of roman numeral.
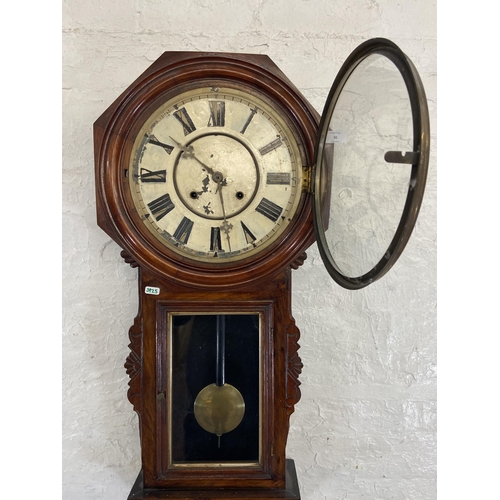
[259,137,283,156]
[210,227,223,253]
[241,108,257,134]
[148,194,175,221]
[147,134,174,154]
[241,222,256,245]
[139,168,166,183]
[208,101,226,127]
[266,172,291,185]
[255,198,283,223]
[173,217,194,244]
[173,108,196,135]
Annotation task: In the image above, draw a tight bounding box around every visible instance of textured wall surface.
[62,1,437,498]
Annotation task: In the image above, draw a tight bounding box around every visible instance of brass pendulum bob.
[194,315,245,447]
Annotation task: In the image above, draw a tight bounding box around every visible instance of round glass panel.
[313,39,429,289]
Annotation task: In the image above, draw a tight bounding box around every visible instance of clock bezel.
[94,52,319,289]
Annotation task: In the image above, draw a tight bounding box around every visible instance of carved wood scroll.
[125,316,142,413]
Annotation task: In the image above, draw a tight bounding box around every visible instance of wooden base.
[128,460,301,499]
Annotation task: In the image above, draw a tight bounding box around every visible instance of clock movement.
[94,38,429,499]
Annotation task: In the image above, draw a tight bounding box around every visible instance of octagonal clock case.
[94,38,429,499]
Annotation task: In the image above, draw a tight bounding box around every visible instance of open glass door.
[313,38,430,290]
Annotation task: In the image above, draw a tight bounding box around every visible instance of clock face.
[128,86,303,263]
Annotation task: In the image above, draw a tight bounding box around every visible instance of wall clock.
[94,38,429,499]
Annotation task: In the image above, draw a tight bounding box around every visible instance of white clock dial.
[129,86,303,262]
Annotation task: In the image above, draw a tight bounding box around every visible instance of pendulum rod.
[216,314,225,447]
[216,315,225,388]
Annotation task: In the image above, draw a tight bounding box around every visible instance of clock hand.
[168,135,192,153]
[169,136,215,176]
[170,137,232,250]
[216,178,233,253]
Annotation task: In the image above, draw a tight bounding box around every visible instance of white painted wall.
[62,1,436,498]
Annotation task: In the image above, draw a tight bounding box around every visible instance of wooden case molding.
[125,314,143,414]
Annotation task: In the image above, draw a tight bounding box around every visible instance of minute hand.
[169,136,215,176]
[217,180,233,253]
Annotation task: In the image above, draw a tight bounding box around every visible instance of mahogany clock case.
[94,51,320,499]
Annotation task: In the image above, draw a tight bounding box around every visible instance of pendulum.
[194,315,245,447]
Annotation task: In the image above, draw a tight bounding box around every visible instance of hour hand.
[169,136,214,175]
[169,136,194,156]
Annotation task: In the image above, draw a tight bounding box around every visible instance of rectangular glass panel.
[170,313,260,464]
